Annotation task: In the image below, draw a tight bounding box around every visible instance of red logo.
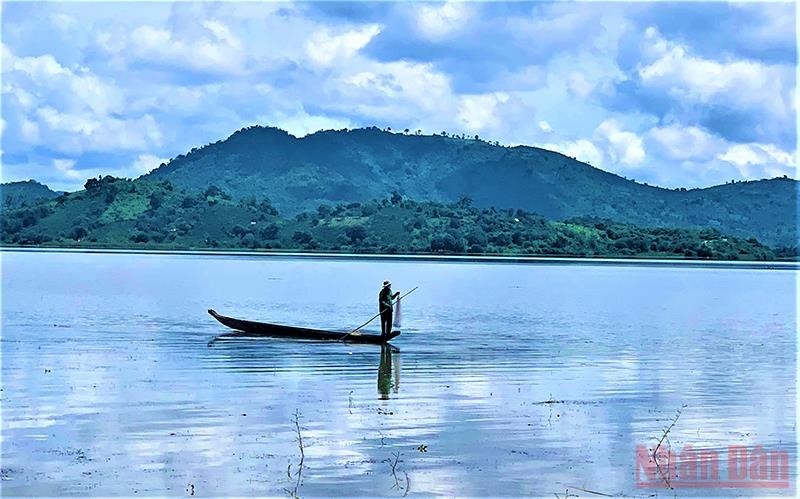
[636,444,790,489]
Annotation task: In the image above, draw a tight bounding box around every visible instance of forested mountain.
[1,180,62,209]
[143,126,797,247]
[0,176,780,261]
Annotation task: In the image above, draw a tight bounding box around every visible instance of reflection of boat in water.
[207,309,400,344]
[378,344,400,399]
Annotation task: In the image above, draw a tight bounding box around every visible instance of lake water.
[1,251,796,497]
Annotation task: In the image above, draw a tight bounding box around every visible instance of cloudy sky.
[1,1,796,191]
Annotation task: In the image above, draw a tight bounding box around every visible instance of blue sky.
[1,1,796,192]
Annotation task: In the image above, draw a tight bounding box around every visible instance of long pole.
[339,286,418,341]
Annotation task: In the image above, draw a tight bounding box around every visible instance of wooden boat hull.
[207,309,400,344]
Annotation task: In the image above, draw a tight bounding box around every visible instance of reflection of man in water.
[378,280,399,338]
[378,344,398,400]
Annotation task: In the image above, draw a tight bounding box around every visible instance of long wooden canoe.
[207,309,400,344]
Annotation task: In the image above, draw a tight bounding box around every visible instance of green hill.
[1,180,62,209]
[143,126,798,247]
[0,176,778,261]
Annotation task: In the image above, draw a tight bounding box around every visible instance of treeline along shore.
[0,176,791,261]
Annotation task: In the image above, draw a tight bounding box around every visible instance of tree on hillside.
[231,225,249,238]
[69,225,88,241]
[456,195,473,209]
[430,232,465,253]
[203,185,231,200]
[361,202,378,216]
[241,233,258,249]
[292,231,314,245]
[149,192,163,210]
[466,229,488,246]
[346,225,367,244]
[181,195,198,208]
[259,223,279,240]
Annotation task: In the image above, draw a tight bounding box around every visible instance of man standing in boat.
[379,280,400,338]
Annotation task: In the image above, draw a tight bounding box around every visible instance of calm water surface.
[1,252,796,497]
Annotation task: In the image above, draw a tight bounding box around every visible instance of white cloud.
[731,3,795,52]
[50,13,77,32]
[35,106,162,154]
[718,143,797,177]
[32,154,173,190]
[306,25,381,66]
[6,51,67,79]
[70,73,123,116]
[3,83,36,109]
[457,93,509,131]
[2,43,163,156]
[416,2,472,40]
[3,47,123,115]
[131,154,169,175]
[338,60,453,119]
[647,124,720,162]
[638,27,791,118]
[509,3,601,46]
[20,118,40,143]
[255,109,353,138]
[595,119,646,167]
[121,21,247,75]
[538,121,553,133]
[94,30,126,55]
[202,20,240,48]
[130,25,171,48]
[53,158,82,179]
[37,106,97,135]
[127,84,213,115]
[541,139,604,167]
[644,123,797,181]
[566,71,594,99]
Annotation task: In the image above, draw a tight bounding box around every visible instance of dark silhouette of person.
[378,280,399,338]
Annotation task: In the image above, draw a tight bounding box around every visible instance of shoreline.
[2,246,798,270]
